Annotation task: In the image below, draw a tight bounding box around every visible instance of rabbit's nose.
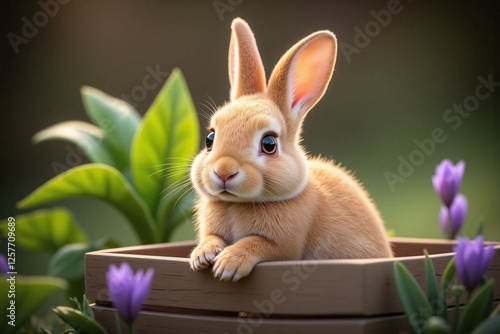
[213,157,240,183]
[214,170,239,182]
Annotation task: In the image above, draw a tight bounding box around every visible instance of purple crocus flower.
[432,159,465,207]
[439,194,467,239]
[106,262,154,324]
[0,254,8,275]
[454,236,494,292]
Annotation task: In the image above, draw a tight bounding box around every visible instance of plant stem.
[447,206,453,240]
[454,291,461,330]
[115,313,123,334]
[128,323,136,334]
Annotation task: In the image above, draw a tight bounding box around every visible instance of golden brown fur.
[189,18,393,282]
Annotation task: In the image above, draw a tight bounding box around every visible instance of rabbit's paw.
[190,237,225,271]
[212,247,259,282]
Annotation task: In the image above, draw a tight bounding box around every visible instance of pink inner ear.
[292,37,334,108]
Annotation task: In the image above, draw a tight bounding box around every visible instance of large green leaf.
[49,237,119,280]
[17,163,156,244]
[472,315,500,334]
[456,280,494,334]
[54,306,106,334]
[158,191,195,242]
[394,261,432,334]
[424,250,441,316]
[81,86,142,174]
[0,208,86,253]
[32,121,116,167]
[131,68,199,219]
[0,276,68,334]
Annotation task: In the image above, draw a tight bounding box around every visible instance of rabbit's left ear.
[228,18,266,101]
[267,31,337,131]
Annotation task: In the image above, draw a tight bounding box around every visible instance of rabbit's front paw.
[212,246,259,282]
[190,237,225,271]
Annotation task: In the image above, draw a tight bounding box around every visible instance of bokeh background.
[1,0,499,276]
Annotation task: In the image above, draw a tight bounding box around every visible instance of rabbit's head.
[191,18,337,203]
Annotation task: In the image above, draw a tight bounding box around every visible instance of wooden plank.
[91,304,412,334]
[94,302,498,334]
[86,252,365,315]
[85,238,500,316]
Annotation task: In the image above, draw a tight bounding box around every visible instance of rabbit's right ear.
[267,31,337,133]
[228,18,266,101]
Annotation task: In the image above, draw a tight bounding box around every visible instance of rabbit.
[189,18,393,282]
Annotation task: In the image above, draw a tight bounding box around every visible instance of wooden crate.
[85,237,500,333]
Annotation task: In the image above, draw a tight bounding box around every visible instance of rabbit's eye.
[261,135,277,155]
[206,132,215,151]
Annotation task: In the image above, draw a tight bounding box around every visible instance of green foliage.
[4,68,200,332]
[33,121,114,167]
[426,316,452,334]
[424,250,440,316]
[53,307,106,334]
[49,237,119,280]
[472,315,500,334]
[394,261,433,333]
[395,255,500,333]
[70,295,95,320]
[456,280,494,334]
[131,68,199,220]
[0,208,86,253]
[0,276,67,334]
[80,86,142,177]
[18,164,156,244]
[439,258,455,321]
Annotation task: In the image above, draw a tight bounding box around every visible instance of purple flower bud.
[454,236,494,292]
[440,194,467,239]
[106,262,154,324]
[0,254,8,276]
[432,159,465,207]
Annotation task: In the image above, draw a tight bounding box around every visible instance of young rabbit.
[189,18,393,282]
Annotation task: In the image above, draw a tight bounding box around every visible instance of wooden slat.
[91,304,413,334]
[85,237,500,316]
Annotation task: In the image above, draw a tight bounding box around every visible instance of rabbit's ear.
[267,31,337,131]
[228,18,266,101]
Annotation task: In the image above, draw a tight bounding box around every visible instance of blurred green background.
[1,0,499,276]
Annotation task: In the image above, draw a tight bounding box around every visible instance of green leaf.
[472,315,500,334]
[53,306,106,334]
[17,163,156,244]
[158,191,195,242]
[0,208,86,253]
[456,280,494,334]
[70,296,82,311]
[0,276,68,334]
[32,121,116,167]
[131,68,199,219]
[440,258,455,321]
[81,86,142,174]
[49,237,119,280]
[393,261,432,334]
[424,250,441,316]
[82,295,94,320]
[440,258,456,296]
